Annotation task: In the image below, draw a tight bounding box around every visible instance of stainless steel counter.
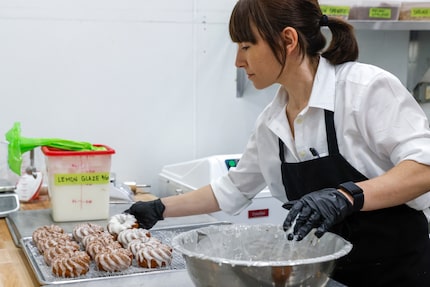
[48,273,347,287]
[49,270,195,287]
[6,205,347,287]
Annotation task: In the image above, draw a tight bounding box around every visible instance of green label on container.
[54,172,110,186]
[369,8,392,19]
[411,8,430,18]
[320,5,350,17]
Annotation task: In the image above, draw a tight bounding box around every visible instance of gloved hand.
[124,199,165,229]
[282,188,353,241]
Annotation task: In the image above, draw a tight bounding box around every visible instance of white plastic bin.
[42,145,115,222]
[158,154,287,225]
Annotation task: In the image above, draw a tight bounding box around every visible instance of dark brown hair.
[229,0,358,69]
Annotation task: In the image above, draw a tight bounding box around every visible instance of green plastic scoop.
[5,122,105,175]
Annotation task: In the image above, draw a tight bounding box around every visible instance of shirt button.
[299,151,306,158]
[296,118,303,124]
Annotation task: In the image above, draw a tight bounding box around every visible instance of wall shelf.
[237,21,430,97]
[349,20,430,31]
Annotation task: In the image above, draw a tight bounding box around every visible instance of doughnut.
[81,232,115,249]
[72,223,104,243]
[44,245,79,266]
[94,248,133,272]
[107,213,138,238]
[36,235,77,254]
[127,236,172,269]
[117,228,151,248]
[86,240,122,260]
[127,237,162,257]
[32,225,64,245]
[51,251,91,278]
[134,244,173,269]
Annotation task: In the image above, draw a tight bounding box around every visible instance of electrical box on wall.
[414,68,430,103]
[414,82,430,103]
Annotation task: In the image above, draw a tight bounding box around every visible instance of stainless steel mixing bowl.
[172,224,352,287]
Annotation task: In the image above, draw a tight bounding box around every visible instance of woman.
[127,0,430,285]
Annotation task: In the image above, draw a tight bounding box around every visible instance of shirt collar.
[271,57,336,114]
[308,57,336,112]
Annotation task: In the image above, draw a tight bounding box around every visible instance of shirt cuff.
[211,175,252,215]
[406,191,430,212]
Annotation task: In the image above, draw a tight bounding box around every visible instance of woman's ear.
[281,27,298,54]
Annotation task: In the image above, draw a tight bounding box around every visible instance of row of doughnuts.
[32,225,90,277]
[76,223,133,272]
[31,213,173,278]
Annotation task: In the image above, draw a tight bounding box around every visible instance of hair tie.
[319,14,329,27]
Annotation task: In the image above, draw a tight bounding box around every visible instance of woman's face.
[235,25,283,90]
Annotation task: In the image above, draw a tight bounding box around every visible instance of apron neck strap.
[279,137,286,162]
[325,110,339,155]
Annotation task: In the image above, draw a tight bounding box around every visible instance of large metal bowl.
[172,224,352,287]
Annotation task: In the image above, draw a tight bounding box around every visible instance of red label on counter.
[248,209,269,218]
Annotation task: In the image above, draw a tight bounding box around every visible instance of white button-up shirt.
[211,57,430,216]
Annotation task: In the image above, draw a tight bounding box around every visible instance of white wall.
[1,0,427,195]
[0,0,275,193]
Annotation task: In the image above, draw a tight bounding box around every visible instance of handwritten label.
[411,8,430,18]
[71,199,93,204]
[320,5,350,17]
[54,172,110,186]
[369,8,392,19]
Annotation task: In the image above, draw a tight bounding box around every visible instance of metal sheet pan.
[0,186,15,192]
[21,223,230,285]
[0,193,19,217]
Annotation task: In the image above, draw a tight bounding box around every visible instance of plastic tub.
[399,2,430,21]
[319,0,353,20]
[349,1,401,20]
[42,145,115,222]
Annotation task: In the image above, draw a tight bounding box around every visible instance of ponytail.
[229,1,359,67]
[322,16,359,65]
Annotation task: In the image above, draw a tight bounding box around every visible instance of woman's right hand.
[282,188,353,240]
[124,199,165,229]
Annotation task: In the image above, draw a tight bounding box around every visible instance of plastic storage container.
[349,1,401,20]
[399,2,430,21]
[319,0,353,20]
[42,145,115,222]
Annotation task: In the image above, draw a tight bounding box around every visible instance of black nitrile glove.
[282,188,353,241]
[124,199,165,229]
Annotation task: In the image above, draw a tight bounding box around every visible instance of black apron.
[279,110,430,287]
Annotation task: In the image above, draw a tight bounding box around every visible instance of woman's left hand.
[282,188,353,240]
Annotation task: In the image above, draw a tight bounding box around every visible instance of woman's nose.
[235,52,245,68]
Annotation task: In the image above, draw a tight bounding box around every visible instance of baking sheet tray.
[21,223,229,285]
[0,193,19,217]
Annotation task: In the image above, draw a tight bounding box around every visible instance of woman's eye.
[238,42,251,51]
